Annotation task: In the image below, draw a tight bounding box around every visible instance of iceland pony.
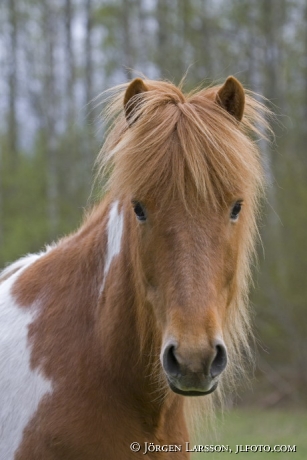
[0,76,267,459]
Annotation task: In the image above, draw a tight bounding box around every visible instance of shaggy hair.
[96,78,271,435]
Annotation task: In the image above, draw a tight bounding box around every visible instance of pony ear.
[124,78,148,123]
[216,76,245,121]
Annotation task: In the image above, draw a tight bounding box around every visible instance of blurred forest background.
[1,0,307,409]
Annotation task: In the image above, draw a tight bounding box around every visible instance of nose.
[162,339,227,395]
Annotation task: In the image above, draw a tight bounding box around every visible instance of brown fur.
[9,76,270,459]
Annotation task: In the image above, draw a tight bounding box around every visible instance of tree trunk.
[122,0,133,80]
[7,0,18,170]
[43,0,59,239]
[65,0,75,125]
[84,0,95,184]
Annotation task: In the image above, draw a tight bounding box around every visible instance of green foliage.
[0,127,94,267]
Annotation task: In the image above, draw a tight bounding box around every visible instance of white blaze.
[0,252,53,459]
[100,200,124,293]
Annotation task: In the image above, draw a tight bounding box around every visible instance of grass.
[192,409,307,459]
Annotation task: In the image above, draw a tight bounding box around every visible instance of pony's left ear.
[216,76,245,121]
[124,78,148,124]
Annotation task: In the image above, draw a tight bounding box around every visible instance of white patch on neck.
[100,200,124,294]
[0,252,53,459]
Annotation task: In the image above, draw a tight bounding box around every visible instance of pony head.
[98,76,267,397]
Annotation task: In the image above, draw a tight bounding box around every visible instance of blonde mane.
[97,79,268,205]
[96,78,271,436]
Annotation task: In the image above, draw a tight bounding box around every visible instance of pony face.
[130,190,247,395]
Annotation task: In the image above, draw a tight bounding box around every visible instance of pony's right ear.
[124,78,148,124]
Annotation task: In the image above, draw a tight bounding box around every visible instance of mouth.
[168,380,219,397]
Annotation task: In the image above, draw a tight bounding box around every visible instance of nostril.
[210,342,227,378]
[163,344,181,377]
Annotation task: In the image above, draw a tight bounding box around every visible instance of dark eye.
[133,202,147,222]
[230,201,243,221]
